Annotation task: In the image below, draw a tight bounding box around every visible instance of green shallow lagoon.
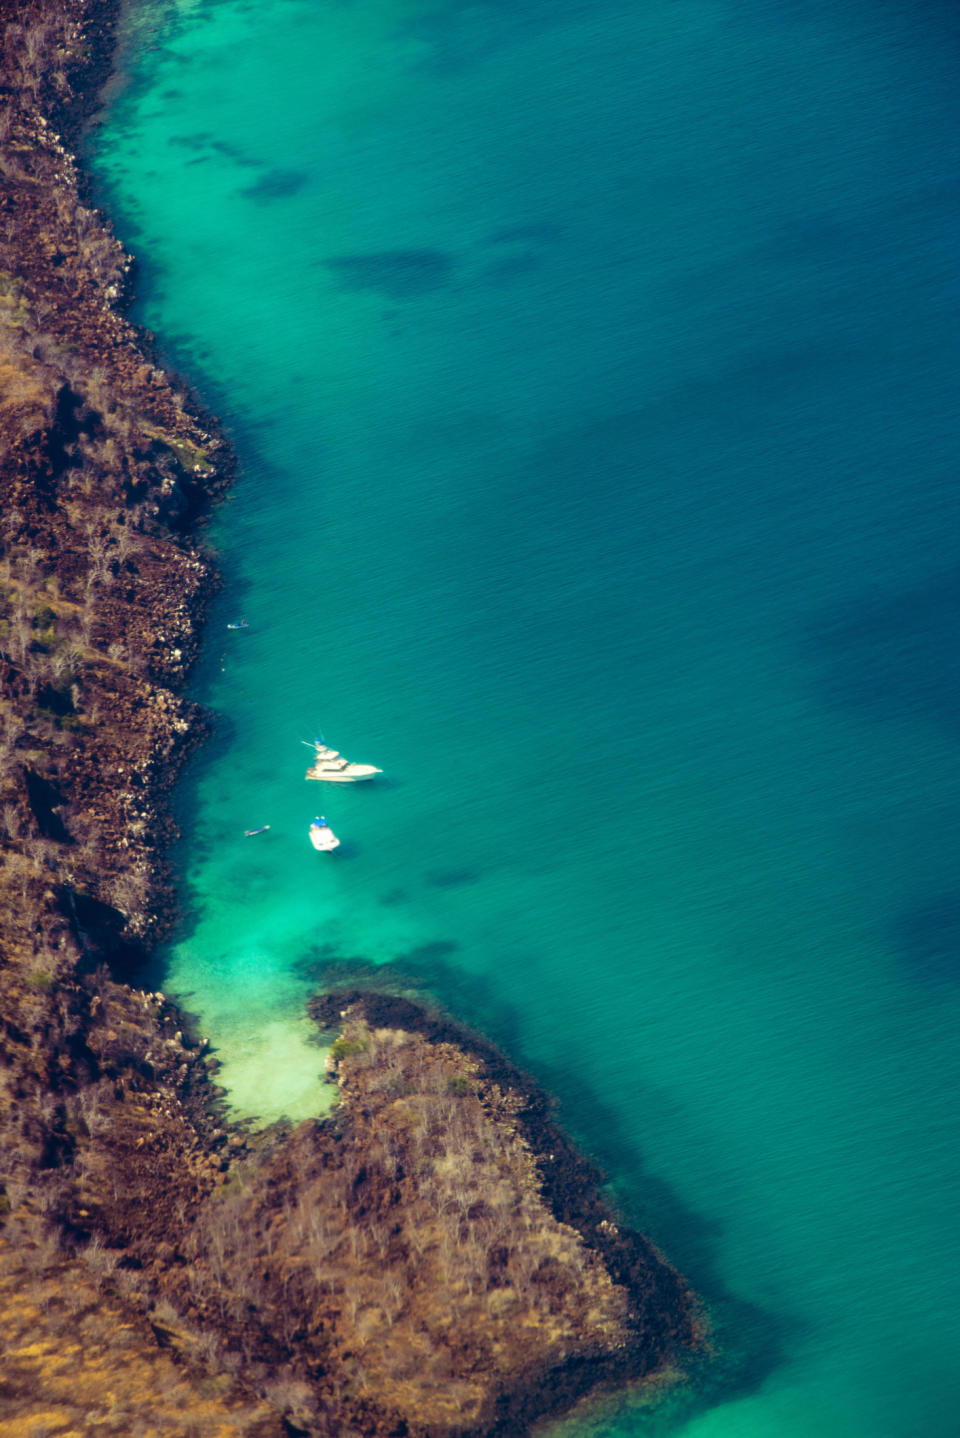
[92,0,960,1432]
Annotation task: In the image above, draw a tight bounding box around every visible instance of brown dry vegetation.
[0,1232,277,1437]
[0,1,265,1430]
[0,0,228,969]
[5,997,695,1436]
[167,1017,638,1434]
[0,973,699,1435]
[0,952,283,1435]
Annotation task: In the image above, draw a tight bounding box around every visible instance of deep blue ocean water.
[90,0,960,1432]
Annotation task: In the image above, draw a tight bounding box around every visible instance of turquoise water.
[90,0,960,1432]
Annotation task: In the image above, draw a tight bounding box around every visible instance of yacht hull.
[306,766,381,782]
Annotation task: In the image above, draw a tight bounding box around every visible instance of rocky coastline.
[0,3,701,1432]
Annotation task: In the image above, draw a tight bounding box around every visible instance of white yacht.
[309,816,340,852]
[304,741,381,783]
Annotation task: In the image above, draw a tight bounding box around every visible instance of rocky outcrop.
[0,0,230,969]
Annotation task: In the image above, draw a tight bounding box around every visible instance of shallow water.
[91,0,960,1432]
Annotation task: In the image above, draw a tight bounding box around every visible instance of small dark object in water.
[227,619,248,630]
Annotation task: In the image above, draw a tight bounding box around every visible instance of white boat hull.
[304,742,381,783]
[306,765,381,782]
[309,823,340,851]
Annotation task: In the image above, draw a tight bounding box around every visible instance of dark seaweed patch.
[168,131,214,149]
[808,569,960,733]
[379,889,408,907]
[210,139,258,166]
[325,248,454,298]
[239,168,308,201]
[892,893,960,987]
[425,868,480,889]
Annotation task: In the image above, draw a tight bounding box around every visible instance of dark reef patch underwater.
[89,0,960,1432]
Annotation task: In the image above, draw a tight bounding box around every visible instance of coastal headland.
[0,2,700,1432]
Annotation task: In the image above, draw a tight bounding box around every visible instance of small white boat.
[303,740,381,783]
[309,816,340,851]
